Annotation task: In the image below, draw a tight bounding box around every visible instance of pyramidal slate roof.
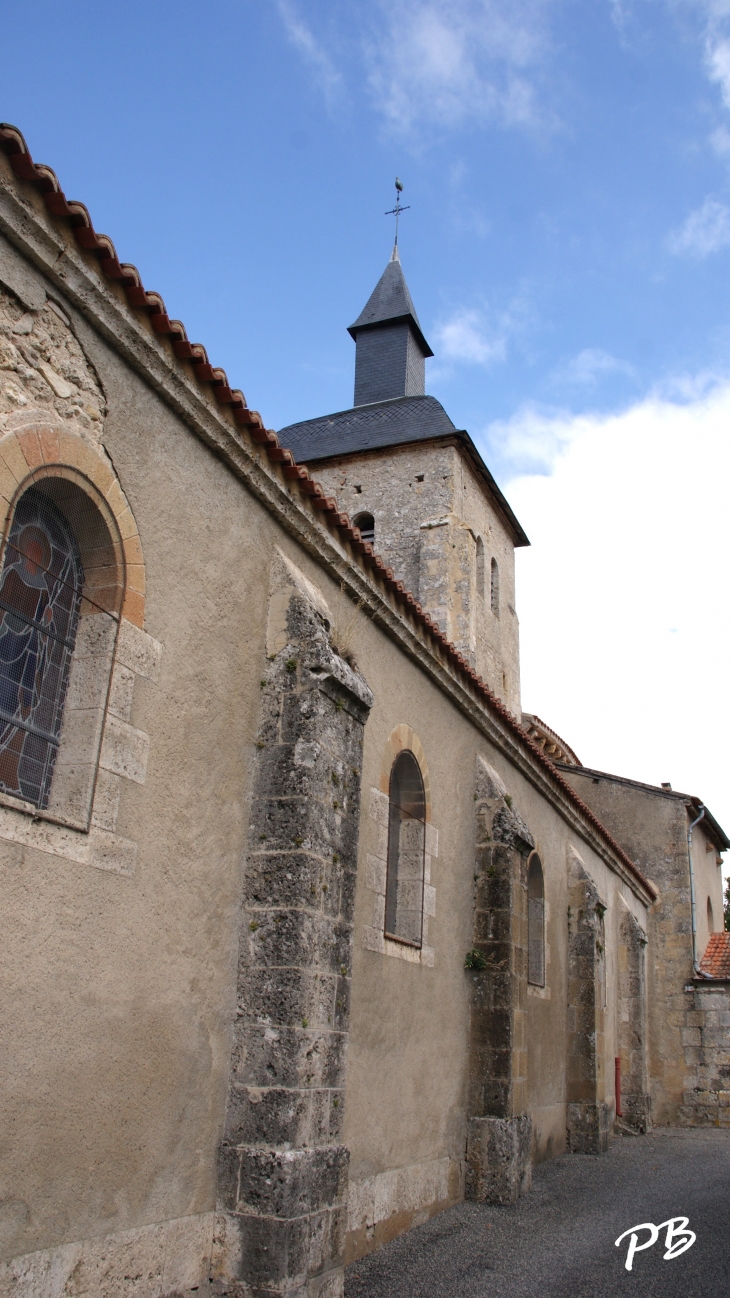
[348,247,433,358]
[279,394,530,547]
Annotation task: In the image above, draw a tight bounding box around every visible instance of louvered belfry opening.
[353,511,375,546]
[385,749,426,946]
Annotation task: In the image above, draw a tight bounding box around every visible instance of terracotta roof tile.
[0,123,657,904]
[700,932,730,979]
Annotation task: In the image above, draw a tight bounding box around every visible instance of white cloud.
[432,291,534,373]
[275,1,344,108]
[364,0,553,135]
[706,34,730,106]
[553,347,636,387]
[667,196,730,255]
[433,307,507,365]
[500,382,730,845]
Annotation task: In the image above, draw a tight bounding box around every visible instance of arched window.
[0,487,83,808]
[708,896,715,933]
[476,536,485,600]
[385,750,426,946]
[527,853,545,986]
[353,512,375,546]
[490,557,500,616]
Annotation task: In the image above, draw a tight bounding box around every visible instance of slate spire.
[348,247,433,407]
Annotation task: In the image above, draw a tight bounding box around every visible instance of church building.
[0,125,726,1298]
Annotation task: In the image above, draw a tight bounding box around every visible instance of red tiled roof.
[700,932,730,979]
[0,124,657,903]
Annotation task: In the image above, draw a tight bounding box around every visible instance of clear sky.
[4,0,730,853]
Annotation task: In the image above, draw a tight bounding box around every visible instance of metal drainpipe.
[687,804,710,978]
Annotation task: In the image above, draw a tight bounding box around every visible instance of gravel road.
[344,1128,730,1298]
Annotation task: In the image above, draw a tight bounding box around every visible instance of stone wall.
[679,980,730,1126]
[617,906,651,1132]
[557,768,708,1125]
[565,849,610,1153]
[309,442,521,714]
[465,757,533,1204]
[212,554,373,1298]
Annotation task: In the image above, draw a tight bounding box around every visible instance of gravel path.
[344,1129,730,1298]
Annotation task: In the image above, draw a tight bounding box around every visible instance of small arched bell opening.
[527,852,545,987]
[353,512,375,546]
[708,895,715,934]
[385,749,426,946]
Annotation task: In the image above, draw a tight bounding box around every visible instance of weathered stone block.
[235,1147,349,1219]
[465,1115,532,1204]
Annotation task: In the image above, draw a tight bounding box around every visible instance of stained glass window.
[0,487,83,808]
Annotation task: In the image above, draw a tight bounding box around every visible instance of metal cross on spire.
[385,177,410,248]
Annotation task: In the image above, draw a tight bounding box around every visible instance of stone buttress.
[617,905,651,1133]
[566,850,610,1153]
[212,552,373,1298]
[465,757,533,1205]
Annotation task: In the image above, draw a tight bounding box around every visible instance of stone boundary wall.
[680,980,730,1125]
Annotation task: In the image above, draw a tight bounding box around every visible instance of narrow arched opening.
[527,852,545,987]
[385,749,426,946]
[490,556,500,616]
[476,536,485,601]
[353,512,375,546]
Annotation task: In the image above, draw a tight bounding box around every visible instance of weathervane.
[385,177,410,247]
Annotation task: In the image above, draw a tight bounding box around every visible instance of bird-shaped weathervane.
[385,177,410,248]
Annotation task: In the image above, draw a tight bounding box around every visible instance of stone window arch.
[353,511,375,546]
[0,458,128,827]
[707,895,715,933]
[385,749,427,947]
[527,852,545,986]
[476,536,485,600]
[490,556,500,616]
[363,725,437,965]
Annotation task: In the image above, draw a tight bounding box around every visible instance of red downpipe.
[615,1056,622,1118]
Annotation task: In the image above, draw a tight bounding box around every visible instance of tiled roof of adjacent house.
[700,932,730,979]
[0,122,657,903]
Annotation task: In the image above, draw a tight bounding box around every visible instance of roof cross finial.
[385,176,410,250]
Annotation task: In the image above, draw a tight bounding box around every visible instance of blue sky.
[4,0,730,843]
